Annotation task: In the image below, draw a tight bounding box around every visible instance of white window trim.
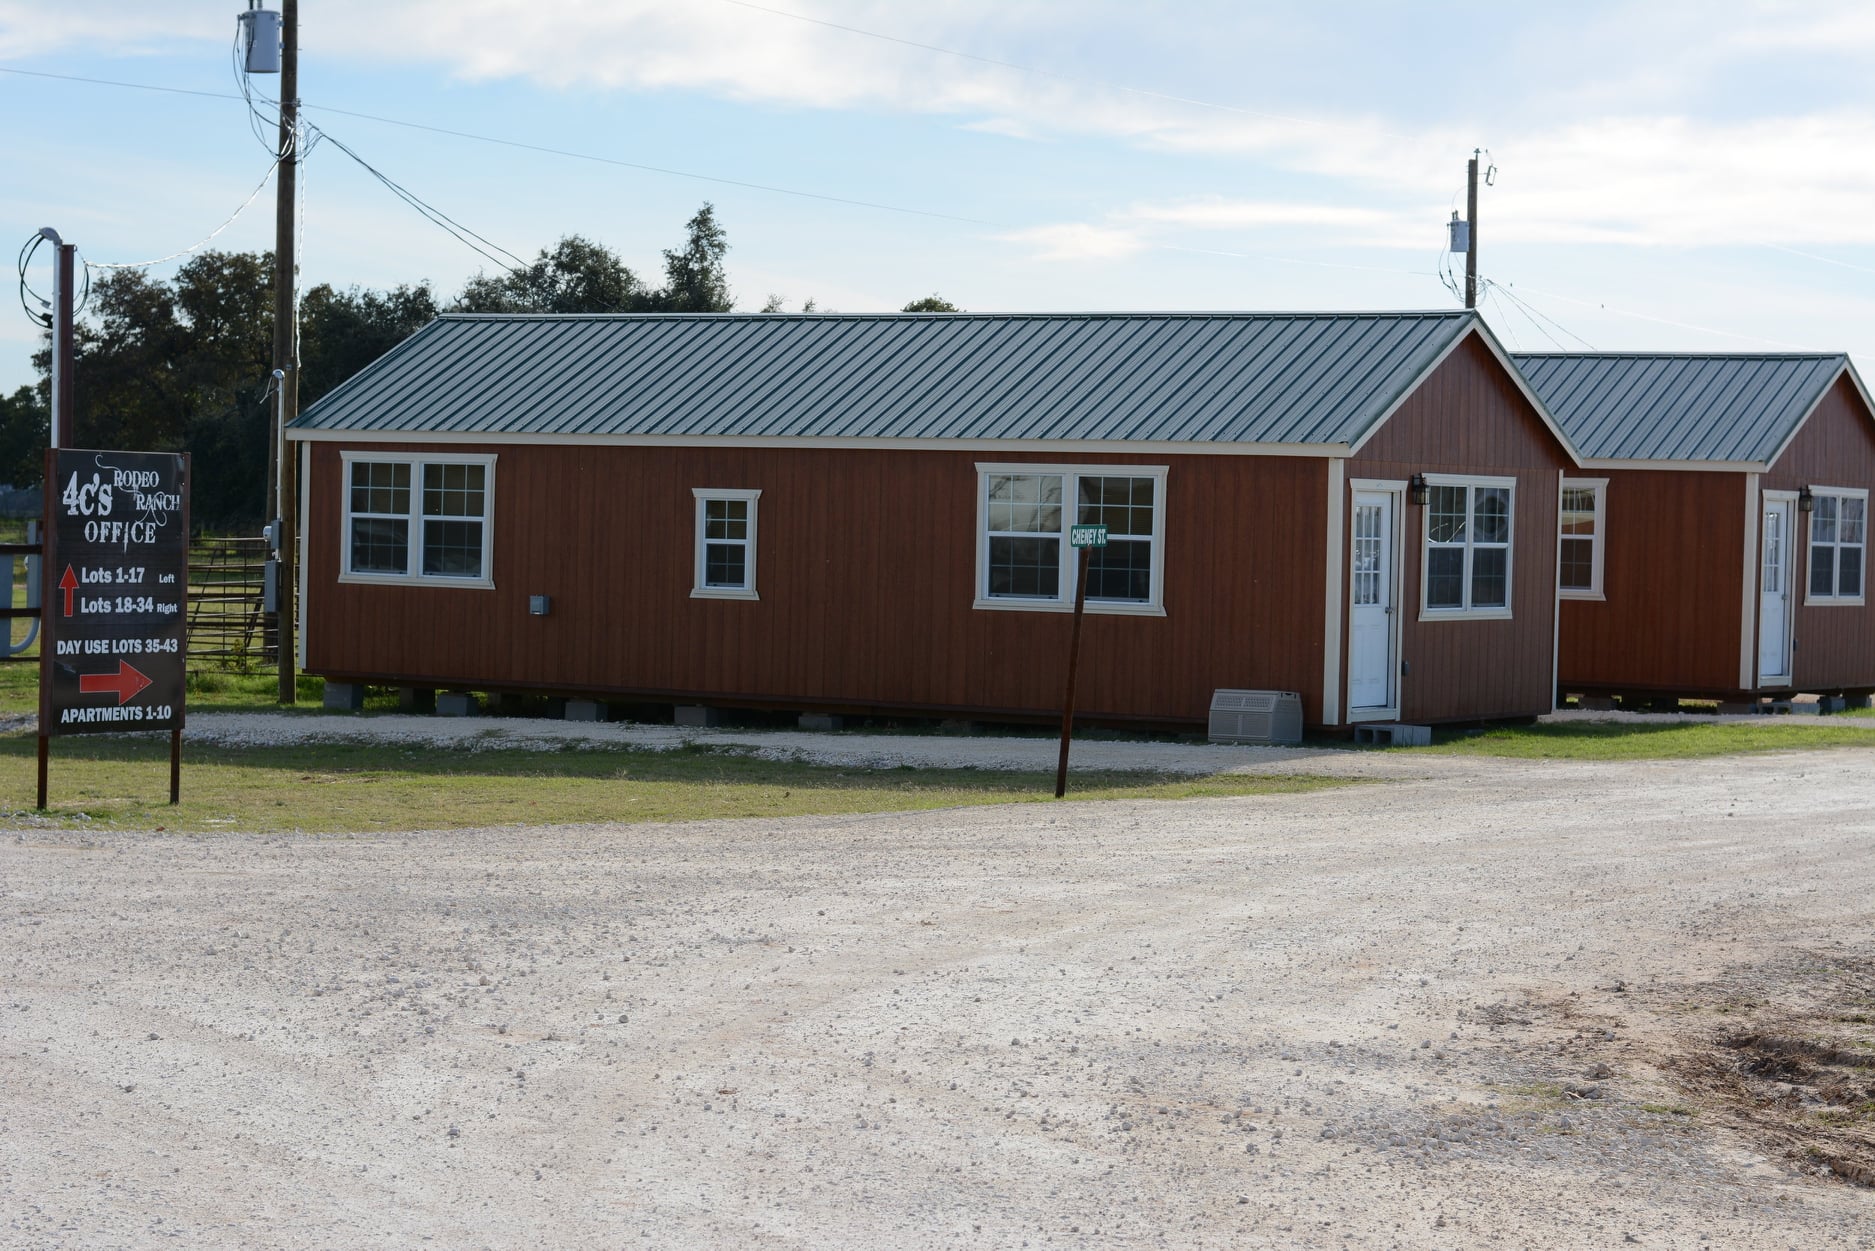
[1418,472,1516,622]
[1803,484,1868,607]
[691,487,762,601]
[338,450,496,589]
[1558,477,1608,601]
[972,462,1168,616]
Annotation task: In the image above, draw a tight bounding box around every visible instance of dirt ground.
[4,744,1875,1249]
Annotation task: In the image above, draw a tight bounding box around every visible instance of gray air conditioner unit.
[1208,689,1303,745]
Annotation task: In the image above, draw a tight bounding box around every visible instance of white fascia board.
[287,427,1346,459]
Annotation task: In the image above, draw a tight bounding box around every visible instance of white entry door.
[1348,490,1398,712]
[1759,497,1794,683]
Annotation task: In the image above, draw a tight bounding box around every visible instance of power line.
[1761,243,1875,279]
[305,124,529,274]
[305,102,999,227]
[1498,280,1815,351]
[0,64,991,227]
[1484,279,1594,350]
[82,156,282,271]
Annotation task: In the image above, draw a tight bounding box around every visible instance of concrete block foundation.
[565,699,609,723]
[436,691,479,718]
[323,681,365,712]
[797,713,844,731]
[674,705,723,728]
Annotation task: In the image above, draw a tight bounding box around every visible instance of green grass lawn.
[0,734,1351,833]
[0,658,327,717]
[1424,719,1875,760]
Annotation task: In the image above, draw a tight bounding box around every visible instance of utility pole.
[272,0,299,704]
[36,228,75,447]
[1464,149,1479,310]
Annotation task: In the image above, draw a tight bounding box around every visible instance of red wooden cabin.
[1516,353,1875,703]
[287,310,1582,731]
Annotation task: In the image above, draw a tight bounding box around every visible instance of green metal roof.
[293,309,1494,448]
[1513,352,1852,465]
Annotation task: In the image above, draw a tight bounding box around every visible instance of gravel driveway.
[4,745,1873,1248]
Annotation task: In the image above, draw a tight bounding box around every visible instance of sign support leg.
[1055,545,1092,799]
[169,727,181,805]
[36,734,47,810]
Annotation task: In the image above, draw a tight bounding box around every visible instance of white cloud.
[13,1,1875,257]
[997,222,1144,262]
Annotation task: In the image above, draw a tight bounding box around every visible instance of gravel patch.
[172,711,1458,780]
[4,747,1873,1247]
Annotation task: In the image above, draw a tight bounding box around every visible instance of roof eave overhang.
[1343,316,1588,467]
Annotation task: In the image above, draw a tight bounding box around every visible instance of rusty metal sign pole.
[1055,524,1108,799]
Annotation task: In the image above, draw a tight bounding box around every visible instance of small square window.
[693,490,760,600]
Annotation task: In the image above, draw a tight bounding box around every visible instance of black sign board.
[39,450,189,751]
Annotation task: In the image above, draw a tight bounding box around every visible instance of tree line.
[3,203,959,527]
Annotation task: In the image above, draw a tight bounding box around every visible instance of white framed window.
[1558,477,1607,600]
[339,451,495,588]
[1420,474,1515,620]
[973,463,1167,615]
[1806,486,1867,605]
[692,488,761,600]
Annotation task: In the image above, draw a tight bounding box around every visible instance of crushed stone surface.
[5,745,1875,1248]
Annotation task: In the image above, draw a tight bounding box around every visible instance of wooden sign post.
[1055,523,1107,799]
[38,449,190,809]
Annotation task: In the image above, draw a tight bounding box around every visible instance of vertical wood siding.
[1345,336,1570,722]
[1764,376,1875,692]
[1558,470,1745,695]
[304,444,1330,726]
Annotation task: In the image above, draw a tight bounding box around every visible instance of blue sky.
[5,0,1875,391]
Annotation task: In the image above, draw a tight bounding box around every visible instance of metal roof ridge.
[428,308,1474,323]
[1512,350,1846,361]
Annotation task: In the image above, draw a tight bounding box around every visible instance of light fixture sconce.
[1408,473,1430,507]
[1799,486,1815,513]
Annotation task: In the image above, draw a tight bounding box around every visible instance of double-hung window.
[692,488,761,599]
[1558,478,1607,599]
[1807,487,1867,604]
[1422,475,1514,618]
[975,464,1166,614]
[341,452,495,586]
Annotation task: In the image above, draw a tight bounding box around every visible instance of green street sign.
[1070,524,1108,548]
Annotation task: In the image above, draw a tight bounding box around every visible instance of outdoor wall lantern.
[1799,485,1815,513]
[1408,473,1430,506]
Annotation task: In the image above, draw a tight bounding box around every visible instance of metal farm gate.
[185,536,277,671]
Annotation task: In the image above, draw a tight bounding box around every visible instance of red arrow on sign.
[78,661,153,705]
[58,565,77,617]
